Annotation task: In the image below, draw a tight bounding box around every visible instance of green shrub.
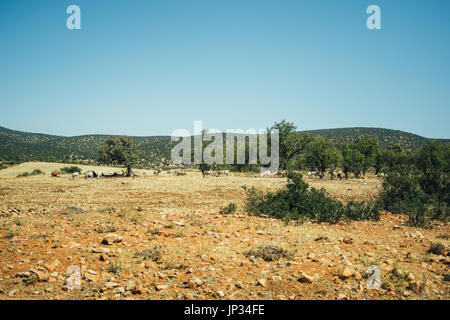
[345,201,382,221]
[16,169,44,177]
[219,202,237,215]
[407,206,432,229]
[60,166,82,174]
[30,169,44,175]
[244,173,380,224]
[17,172,30,177]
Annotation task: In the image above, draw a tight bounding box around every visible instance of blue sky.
[0,0,449,138]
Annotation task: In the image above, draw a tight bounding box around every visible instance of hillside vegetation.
[0,125,448,167]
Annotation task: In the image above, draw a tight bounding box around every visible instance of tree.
[304,136,338,178]
[329,148,343,180]
[341,142,363,179]
[98,136,139,176]
[269,120,313,170]
[354,135,380,176]
[414,140,448,199]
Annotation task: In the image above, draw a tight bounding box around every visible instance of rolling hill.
[0,125,448,167]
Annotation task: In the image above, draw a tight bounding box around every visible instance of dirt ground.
[0,163,448,300]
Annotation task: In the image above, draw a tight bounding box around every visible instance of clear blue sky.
[0,0,449,138]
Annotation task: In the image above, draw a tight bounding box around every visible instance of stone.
[105,282,120,289]
[112,287,125,295]
[340,267,354,279]
[408,281,423,294]
[101,234,123,245]
[343,237,354,244]
[30,267,49,282]
[297,272,314,284]
[257,279,266,287]
[155,284,168,291]
[216,290,225,298]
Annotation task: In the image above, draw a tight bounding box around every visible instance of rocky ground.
[0,173,448,300]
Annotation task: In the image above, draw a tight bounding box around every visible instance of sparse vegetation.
[219,202,237,215]
[60,206,84,215]
[60,166,82,174]
[16,168,44,177]
[134,246,164,262]
[245,244,294,262]
[428,242,446,255]
[107,261,125,275]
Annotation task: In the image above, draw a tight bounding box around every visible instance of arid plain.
[0,162,448,300]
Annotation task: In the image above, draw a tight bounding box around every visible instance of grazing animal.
[51,171,61,177]
[260,169,272,178]
[307,171,319,179]
[202,170,214,178]
[276,170,287,177]
[131,170,144,179]
[71,172,79,179]
[84,172,94,179]
[223,170,230,176]
[216,171,224,177]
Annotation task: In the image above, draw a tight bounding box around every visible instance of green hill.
[0,125,448,166]
[300,127,448,150]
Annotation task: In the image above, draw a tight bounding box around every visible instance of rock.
[235,282,244,289]
[187,280,196,289]
[43,259,60,272]
[343,237,354,244]
[192,277,204,286]
[257,279,266,287]
[408,281,423,294]
[105,282,120,289]
[340,267,354,279]
[101,234,123,245]
[155,284,168,291]
[297,272,314,283]
[112,287,125,295]
[30,267,49,282]
[132,286,146,295]
[13,271,31,278]
[215,290,225,298]
[307,253,316,260]
[8,289,18,297]
[125,281,136,291]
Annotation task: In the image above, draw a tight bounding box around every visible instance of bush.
[61,166,82,174]
[219,202,237,215]
[17,172,30,177]
[16,169,44,178]
[345,201,382,221]
[245,244,294,261]
[134,246,164,262]
[427,242,446,255]
[107,262,124,275]
[60,206,84,215]
[244,173,381,224]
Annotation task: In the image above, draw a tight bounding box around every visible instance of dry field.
[0,163,448,300]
